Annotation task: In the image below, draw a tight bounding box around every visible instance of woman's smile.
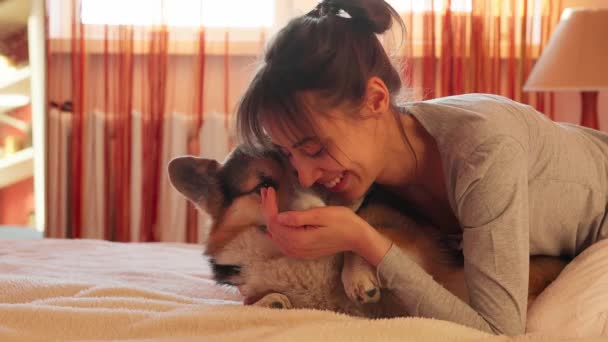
[320,171,348,192]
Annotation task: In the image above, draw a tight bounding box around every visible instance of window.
[80,0,275,28]
[388,0,472,13]
[48,0,550,55]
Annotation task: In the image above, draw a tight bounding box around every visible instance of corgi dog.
[168,146,567,318]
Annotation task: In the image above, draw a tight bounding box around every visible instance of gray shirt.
[376,93,608,335]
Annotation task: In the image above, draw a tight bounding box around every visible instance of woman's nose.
[297,171,316,188]
[293,160,321,188]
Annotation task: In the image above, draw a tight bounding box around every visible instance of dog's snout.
[289,189,326,211]
[210,259,241,285]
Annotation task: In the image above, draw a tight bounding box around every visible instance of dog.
[168,146,567,318]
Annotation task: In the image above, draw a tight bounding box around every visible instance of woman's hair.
[237,0,406,151]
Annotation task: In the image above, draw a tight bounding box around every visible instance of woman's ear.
[362,76,391,119]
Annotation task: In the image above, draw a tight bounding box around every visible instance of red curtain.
[46,0,564,241]
[46,0,263,241]
[394,0,563,117]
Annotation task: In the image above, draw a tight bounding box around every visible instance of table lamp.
[524,8,608,129]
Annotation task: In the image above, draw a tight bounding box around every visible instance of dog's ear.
[168,156,223,215]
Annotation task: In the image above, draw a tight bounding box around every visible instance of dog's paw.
[344,271,381,304]
[342,253,381,304]
[252,293,293,309]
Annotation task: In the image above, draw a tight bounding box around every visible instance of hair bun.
[324,0,395,34]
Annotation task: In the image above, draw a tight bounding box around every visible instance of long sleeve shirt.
[377,93,608,335]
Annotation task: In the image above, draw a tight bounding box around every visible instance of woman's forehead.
[259,91,341,147]
[263,118,316,147]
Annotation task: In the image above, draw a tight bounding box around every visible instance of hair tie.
[308,0,352,19]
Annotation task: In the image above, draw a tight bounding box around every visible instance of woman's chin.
[342,189,367,204]
[332,183,368,205]
[318,185,359,206]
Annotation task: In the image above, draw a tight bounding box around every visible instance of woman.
[236,0,608,336]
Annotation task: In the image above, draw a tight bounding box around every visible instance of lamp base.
[581,91,599,129]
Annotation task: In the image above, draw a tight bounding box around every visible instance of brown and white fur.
[168,146,567,318]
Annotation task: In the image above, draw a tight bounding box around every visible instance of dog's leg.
[342,252,381,304]
[253,292,293,309]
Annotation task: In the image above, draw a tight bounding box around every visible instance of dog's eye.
[259,181,272,189]
[257,176,277,191]
[247,175,279,196]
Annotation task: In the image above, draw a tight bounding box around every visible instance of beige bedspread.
[0,239,595,341]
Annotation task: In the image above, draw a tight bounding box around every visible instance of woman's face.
[264,99,384,203]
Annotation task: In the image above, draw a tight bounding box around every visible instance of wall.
[564,0,608,8]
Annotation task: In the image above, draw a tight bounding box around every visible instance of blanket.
[0,238,597,341]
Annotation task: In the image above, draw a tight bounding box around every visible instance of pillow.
[527,238,608,338]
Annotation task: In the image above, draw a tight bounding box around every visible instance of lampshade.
[524,8,608,92]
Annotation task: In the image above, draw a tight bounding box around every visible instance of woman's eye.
[277,147,291,158]
[309,147,326,158]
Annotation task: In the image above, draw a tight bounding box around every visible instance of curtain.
[388,0,564,117]
[46,0,564,242]
[46,0,266,242]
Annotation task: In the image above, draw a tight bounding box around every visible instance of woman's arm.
[353,224,393,267]
[368,137,530,335]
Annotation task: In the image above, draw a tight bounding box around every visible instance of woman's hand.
[261,187,392,265]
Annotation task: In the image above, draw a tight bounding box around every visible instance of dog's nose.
[209,259,241,285]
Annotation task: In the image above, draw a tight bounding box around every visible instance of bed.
[0,238,605,341]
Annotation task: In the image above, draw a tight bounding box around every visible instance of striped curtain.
[46,0,265,242]
[389,0,564,117]
[46,0,565,242]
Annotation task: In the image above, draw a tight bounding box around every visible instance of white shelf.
[0,147,34,188]
[0,66,30,95]
[0,95,30,115]
[0,112,29,131]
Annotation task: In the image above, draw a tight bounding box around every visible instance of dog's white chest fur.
[213,228,397,317]
[213,229,355,313]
